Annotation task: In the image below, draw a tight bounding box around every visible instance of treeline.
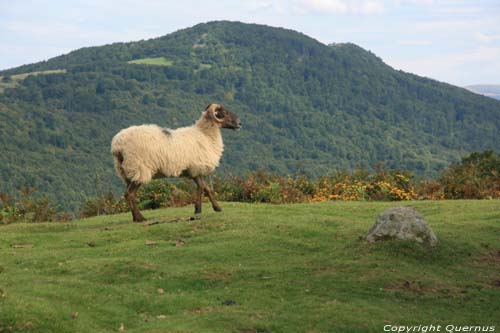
[1,151,499,224]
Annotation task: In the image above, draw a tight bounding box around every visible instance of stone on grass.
[366,206,438,247]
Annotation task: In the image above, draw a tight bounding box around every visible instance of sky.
[0,0,499,86]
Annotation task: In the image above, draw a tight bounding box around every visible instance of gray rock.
[366,206,438,247]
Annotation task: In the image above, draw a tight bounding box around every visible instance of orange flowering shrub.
[311,176,368,202]
[213,168,416,204]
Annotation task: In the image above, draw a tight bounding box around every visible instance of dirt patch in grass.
[185,306,216,315]
[312,266,336,276]
[238,327,272,333]
[202,270,233,281]
[470,250,500,270]
[482,250,500,265]
[461,250,500,290]
[489,279,500,288]
[482,250,500,288]
[384,280,459,295]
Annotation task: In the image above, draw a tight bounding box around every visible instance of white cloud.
[3,20,151,45]
[474,32,500,43]
[352,0,384,14]
[434,5,483,14]
[246,0,275,11]
[296,0,348,13]
[397,39,432,46]
[393,1,484,16]
[386,46,500,85]
[0,42,72,70]
[400,0,434,5]
[295,0,384,14]
[415,19,484,33]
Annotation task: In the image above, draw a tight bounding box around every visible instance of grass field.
[0,70,66,93]
[0,201,499,332]
[127,57,174,66]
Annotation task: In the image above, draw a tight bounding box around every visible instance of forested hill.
[1,21,500,210]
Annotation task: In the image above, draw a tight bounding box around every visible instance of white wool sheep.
[111,103,241,222]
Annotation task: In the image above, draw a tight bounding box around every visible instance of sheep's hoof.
[133,216,146,222]
[194,208,202,214]
[213,206,222,212]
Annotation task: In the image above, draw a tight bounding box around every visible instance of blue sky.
[1,0,499,86]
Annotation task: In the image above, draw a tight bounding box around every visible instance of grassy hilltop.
[1,201,499,332]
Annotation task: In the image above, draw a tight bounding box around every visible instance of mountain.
[1,21,500,210]
[465,85,500,100]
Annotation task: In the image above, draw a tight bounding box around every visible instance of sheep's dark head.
[205,103,242,130]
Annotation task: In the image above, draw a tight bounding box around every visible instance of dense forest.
[1,21,499,211]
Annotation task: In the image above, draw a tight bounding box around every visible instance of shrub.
[0,186,67,223]
[80,191,128,218]
[79,180,195,218]
[440,151,500,199]
[416,180,444,200]
[213,168,416,204]
[137,179,195,208]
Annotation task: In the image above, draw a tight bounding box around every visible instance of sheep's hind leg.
[126,181,146,222]
[193,177,203,214]
[200,177,222,212]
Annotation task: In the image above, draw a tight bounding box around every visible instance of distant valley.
[464,85,500,100]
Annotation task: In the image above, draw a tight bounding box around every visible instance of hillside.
[465,85,500,100]
[0,201,499,332]
[1,21,500,210]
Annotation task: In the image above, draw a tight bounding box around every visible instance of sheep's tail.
[112,151,128,183]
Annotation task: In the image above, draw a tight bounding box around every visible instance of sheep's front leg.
[199,177,222,212]
[193,177,203,214]
[126,181,146,222]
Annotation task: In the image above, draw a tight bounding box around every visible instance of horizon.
[1,1,500,87]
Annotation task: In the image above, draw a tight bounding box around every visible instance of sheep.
[111,103,242,222]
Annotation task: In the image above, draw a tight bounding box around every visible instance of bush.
[79,179,195,218]
[213,168,416,204]
[416,180,444,200]
[0,186,68,223]
[137,179,195,209]
[80,191,128,218]
[440,151,500,199]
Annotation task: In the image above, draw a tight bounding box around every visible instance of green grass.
[0,70,66,93]
[1,201,499,332]
[127,57,173,66]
